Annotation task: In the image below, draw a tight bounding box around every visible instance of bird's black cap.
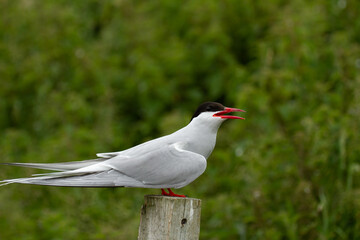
[191,102,225,120]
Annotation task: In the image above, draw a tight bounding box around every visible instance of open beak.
[213,107,246,120]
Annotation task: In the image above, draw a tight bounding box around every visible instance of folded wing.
[1,159,105,171]
[1,142,207,189]
[106,142,207,188]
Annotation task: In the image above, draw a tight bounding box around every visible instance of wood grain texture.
[138,195,201,240]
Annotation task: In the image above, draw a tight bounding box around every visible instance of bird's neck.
[176,118,225,158]
[187,118,223,134]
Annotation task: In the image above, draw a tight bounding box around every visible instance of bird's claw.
[161,188,186,198]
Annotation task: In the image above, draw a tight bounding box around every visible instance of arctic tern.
[1,102,245,197]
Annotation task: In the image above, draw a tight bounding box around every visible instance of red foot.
[161,188,186,198]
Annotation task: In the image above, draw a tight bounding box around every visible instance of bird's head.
[190,102,245,124]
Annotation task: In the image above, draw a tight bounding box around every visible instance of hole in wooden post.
[181,218,187,225]
[141,204,147,215]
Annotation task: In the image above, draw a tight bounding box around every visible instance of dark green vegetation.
[1,0,360,239]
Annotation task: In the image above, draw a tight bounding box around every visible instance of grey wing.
[106,142,207,188]
[0,170,145,187]
[1,159,105,171]
[1,143,207,189]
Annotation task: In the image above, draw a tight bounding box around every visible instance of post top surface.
[144,194,201,202]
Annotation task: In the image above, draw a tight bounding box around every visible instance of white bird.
[1,102,245,197]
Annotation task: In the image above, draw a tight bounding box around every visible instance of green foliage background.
[1,0,360,239]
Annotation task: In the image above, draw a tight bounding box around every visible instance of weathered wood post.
[138,195,202,240]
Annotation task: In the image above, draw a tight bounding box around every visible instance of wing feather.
[1,142,207,189]
[105,142,207,188]
[1,159,104,171]
[0,170,144,187]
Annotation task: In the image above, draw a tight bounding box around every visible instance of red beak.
[213,107,246,120]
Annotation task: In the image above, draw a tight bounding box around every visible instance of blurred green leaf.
[1,0,360,239]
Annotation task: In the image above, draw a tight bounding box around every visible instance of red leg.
[167,188,186,198]
[161,188,186,197]
[161,188,169,196]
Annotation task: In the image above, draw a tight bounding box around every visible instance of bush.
[1,0,359,239]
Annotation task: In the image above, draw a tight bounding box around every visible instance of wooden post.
[138,195,202,240]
